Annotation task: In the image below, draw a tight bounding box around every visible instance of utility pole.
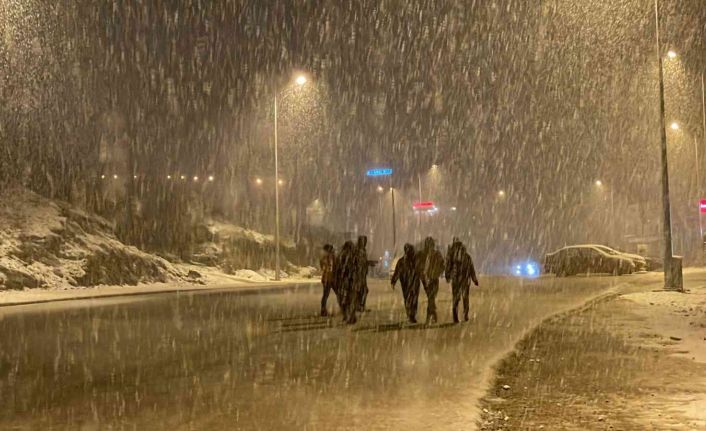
[273,93,281,281]
[700,72,706,263]
[654,0,680,290]
[417,174,423,241]
[390,177,397,254]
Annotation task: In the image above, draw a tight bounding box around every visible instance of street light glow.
[450,206,457,211]
[208,175,214,182]
[193,176,199,181]
[595,180,603,187]
[167,175,172,180]
[113,174,118,179]
[670,122,680,130]
[255,178,263,185]
[376,186,384,193]
[278,179,285,186]
[498,190,506,197]
[295,75,307,86]
[667,50,677,59]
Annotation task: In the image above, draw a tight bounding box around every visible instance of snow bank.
[0,188,185,290]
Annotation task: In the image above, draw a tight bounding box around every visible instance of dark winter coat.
[416,238,445,283]
[446,245,478,286]
[391,246,419,288]
[336,242,356,293]
[320,252,335,284]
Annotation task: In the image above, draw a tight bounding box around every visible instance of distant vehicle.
[544,245,636,277]
[512,260,541,278]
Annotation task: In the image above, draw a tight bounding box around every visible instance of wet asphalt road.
[0,275,641,430]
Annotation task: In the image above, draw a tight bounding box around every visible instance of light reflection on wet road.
[0,276,631,430]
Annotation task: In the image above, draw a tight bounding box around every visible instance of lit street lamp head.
[595,180,603,187]
[670,122,680,130]
[295,75,307,86]
[255,178,263,185]
[667,50,677,59]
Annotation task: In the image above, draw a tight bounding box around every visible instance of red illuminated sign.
[413,201,435,210]
[700,199,706,214]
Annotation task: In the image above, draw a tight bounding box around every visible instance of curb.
[0,281,316,309]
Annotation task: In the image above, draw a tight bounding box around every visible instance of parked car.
[591,245,647,271]
[544,245,636,277]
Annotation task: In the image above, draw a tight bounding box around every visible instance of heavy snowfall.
[1,1,705,430]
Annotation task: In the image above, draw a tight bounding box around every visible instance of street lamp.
[594,180,615,243]
[255,177,263,185]
[273,73,309,280]
[670,122,680,130]
[667,50,677,59]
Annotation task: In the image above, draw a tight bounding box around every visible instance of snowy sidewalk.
[479,269,706,430]
[0,268,316,307]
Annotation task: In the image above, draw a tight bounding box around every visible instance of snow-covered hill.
[0,188,185,289]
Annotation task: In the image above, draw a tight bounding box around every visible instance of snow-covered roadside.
[479,269,706,430]
[621,271,706,364]
[0,188,319,303]
[0,272,317,307]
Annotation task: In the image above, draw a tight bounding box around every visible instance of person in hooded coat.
[445,240,479,323]
[354,235,372,312]
[336,241,357,323]
[391,243,420,323]
[416,237,445,324]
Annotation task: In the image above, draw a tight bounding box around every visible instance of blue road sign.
[366,168,393,177]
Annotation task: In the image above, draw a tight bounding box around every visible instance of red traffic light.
[700,199,706,214]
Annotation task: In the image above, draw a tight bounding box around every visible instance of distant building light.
[208,175,214,182]
[450,206,457,211]
[255,178,263,185]
[180,175,186,180]
[100,174,105,179]
[167,175,172,180]
[113,174,118,179]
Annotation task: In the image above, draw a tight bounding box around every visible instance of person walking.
[354,235,373,313]
[336,241,358,324]
[391,243,420,323]
[445,240,479,323]
[416,237,444,324]
[319,244,337,316]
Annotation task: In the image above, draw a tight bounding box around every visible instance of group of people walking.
[319,235,374,324]
[319,236,478,325]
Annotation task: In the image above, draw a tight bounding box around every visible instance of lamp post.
[654,0,680,290]
[273,74,308,281]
